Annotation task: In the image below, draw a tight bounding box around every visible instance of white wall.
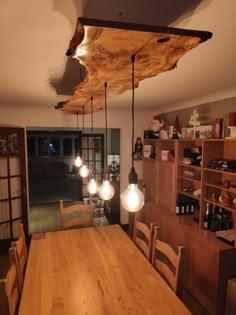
[0,103,152,224]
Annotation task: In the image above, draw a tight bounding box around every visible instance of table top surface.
[18,224,191,315]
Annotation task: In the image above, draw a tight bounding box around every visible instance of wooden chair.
[133,212,156,261]
[17,223,28,261]
[11,223,28,290]
[60,200,93,230]
[152,226,186,297]
[0,247,21,315]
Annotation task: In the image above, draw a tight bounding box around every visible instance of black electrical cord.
[76,112,80,156]
[82,106,84,135]
[90,97,95,175]
[129,54,138,184]
[131,55,135,169]
[104,82,108,169]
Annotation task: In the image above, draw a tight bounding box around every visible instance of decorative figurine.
[151,115,164,138]
[219,190,232,206]
[189,109,200,138]
[173,115,181,139]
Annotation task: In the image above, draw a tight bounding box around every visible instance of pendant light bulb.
[120,167,144,212]
[120,184,144,212]
[98,174,115,200]
[87,175,99,194]
[74,155,83,168]
[79,164,89,178]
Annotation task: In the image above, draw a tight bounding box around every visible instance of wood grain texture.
[56,18,212,114]
[18,225,191,315]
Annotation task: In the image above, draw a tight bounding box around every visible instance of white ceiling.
[0,0,235,113]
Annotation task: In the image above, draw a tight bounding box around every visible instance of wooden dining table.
[18,224,191,315]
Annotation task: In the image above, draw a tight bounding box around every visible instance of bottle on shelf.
[214,206,222,231]
[210,204,217,232]
[181,196,186,215]
[176,194,181,215]
[185,198,190,214]
[176,194,197,216]
[203,202,210,229]
[190,198,195,214]
[193,201,200,223]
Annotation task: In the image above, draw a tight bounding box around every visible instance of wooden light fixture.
[55,17,212,114]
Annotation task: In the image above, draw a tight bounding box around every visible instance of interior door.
[0,127,28,253]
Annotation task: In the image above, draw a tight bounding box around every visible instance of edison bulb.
[79,164,89,178]
[98,180,115,200]
[120,184,144,212]
[87,178,99,194]
[74,155,83,168]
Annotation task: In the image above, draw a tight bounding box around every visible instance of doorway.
[26,128,120,233]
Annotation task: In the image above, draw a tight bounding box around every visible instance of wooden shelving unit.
[142,137,236,315]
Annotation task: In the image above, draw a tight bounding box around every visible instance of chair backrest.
[133,213,156,261]
[60,200,93,230]
[9,245,23,293]
[0,247,21,315]
[11,224,28,290]
[152,226,186,297]
[17,223,28,261]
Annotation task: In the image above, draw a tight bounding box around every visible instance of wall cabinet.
[143,138,236,315]
[143,139,177,209]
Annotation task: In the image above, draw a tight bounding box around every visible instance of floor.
[29,201,109,234]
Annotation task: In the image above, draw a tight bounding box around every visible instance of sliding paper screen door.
[0,127,28,253]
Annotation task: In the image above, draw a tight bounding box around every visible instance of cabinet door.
[0,127,28,253]
[184,233,218,315]
[156,161,176,211]
[143,158,157,203]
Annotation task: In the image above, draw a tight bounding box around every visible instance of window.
[63,138,72,156]
[81,134,104,196]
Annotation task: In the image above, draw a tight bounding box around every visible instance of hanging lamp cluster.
[75,92,114,201]
[64,18,212,211]
[74,57,144,210]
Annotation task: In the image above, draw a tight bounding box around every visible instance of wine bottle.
[203,203,210,229]
[185,198,190,214]
[181,196,185,215]
[176,195,181,215]
[210,205,217,232]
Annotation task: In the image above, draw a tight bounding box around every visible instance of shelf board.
[178,163,202,170]
[204,198,236,212]
[204,182,236,193]
[178,190,200,200]
[203,167,236,175]
[178,175,201,183]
